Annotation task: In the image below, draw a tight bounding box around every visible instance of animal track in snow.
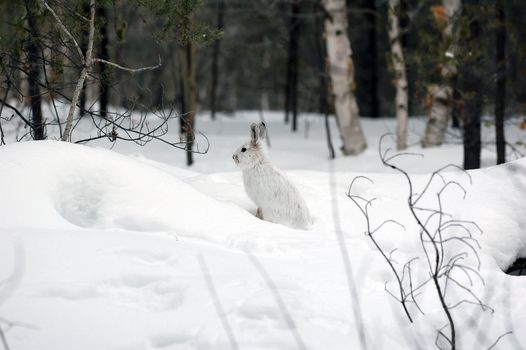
[103,273,186,311]
[105,248,177,266]
[39,273,186,312]
[149,330,196,349]
[39,284,102,300]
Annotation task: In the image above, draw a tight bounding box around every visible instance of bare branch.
[487,331,513,350]
[371,219,406,234]
[0,97,36,132]
[39,0,85,61]
[375,133,494,349]
[92,55,162,73]
[347,172,414,323]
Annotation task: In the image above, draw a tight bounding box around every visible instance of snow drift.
[0,140,525,350]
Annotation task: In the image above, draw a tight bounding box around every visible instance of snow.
[1,111,526,349]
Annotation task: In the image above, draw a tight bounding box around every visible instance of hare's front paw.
[256,207,263,220]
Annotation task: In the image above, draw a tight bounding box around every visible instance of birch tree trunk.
[322,0,366,155]
[422,0,461,147]
[387,0,408,150]
[314,1,335,159]
[59,0,95,141]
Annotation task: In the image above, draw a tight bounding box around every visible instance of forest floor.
[0,111,525,350]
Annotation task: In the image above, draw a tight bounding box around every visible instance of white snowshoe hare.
[232,122,311,229]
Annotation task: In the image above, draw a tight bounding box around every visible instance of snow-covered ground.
[1,110,525,349]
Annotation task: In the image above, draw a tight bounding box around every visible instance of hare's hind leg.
[256,207,263,220]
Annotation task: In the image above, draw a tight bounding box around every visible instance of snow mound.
[0,141,264,240]
[1,140,526,350]
[1,141,526,267]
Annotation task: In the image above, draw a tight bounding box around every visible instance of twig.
[0,97,36,132]
[92,54,162,73]
[347,176,413,323]
[486,331,513,350]
[375,133,499,349]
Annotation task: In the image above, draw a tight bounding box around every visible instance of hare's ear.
[258,122,266,140]
[250,123,259,145]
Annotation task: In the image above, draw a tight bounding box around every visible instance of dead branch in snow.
[347,175,414,323]
[347,134,509,349]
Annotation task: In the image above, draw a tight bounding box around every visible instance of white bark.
[322,0,366,155]
[387,0,408,150]
[422,0,461,147]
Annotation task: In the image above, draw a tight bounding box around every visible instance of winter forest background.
[2,0,526,164]
[1,0,526,350]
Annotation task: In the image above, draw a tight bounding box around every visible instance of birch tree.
[40,0,161,142]
[387,0,408,150]
[421,0,461,147]
[322,0,366,155]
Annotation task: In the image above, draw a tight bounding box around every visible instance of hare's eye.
[241,147,247,152]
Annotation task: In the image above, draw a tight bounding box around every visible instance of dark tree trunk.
[399,0,409,48]
[495,0,506,165]
[451,76,461,129]
[24,0,44,140]
[353,0,379,118]
[98,4,110,119]
[364,0,379,118]
[314,2,334,159]
[462,1,482,170]
[78,2,90,118]
[0,79,11,145]
[178,43,196,166]
[462,80,482,170]
[399,0,413,117]
[210,0,224,120]
[284,0,301,129]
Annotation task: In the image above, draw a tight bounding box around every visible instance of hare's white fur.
[233,123,311,229]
